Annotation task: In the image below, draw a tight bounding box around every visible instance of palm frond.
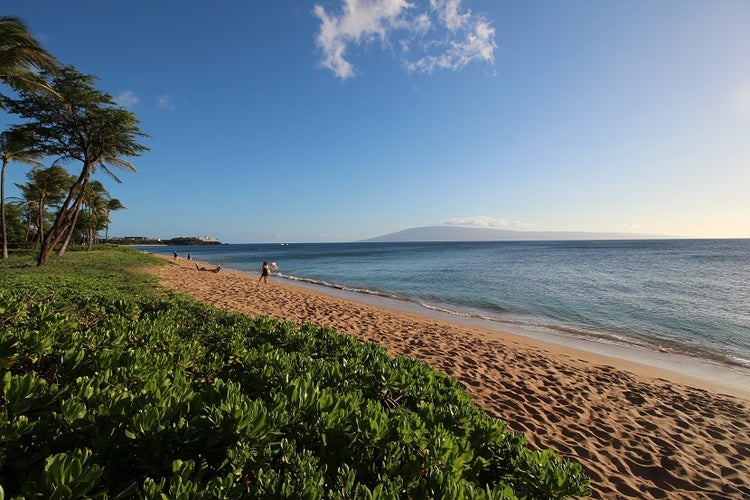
[0,16,59,72]
[0,16,60,95]
[98,156,136,183]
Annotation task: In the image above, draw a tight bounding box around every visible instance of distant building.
[121,236,155,242]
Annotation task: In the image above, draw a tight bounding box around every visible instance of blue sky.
[3,0,749,242]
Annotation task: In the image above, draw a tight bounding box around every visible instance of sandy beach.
[149,256,750,499]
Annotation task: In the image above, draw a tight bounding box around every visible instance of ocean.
[139,239,750,376]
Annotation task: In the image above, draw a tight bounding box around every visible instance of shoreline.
[139,245,750,388]
[281,271,750,399]
[147,255,750,498]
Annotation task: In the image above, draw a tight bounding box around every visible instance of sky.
[2,0,749,242]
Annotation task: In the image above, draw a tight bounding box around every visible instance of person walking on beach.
[258,261,271,286]
[172,251,178,261]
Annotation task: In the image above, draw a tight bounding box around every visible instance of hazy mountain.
[364,225,666,242]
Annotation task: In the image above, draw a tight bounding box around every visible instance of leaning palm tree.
[80,180,108,249]
[0,16,58,257]
[0,129,42,257]
[103,198,125,243]
[16,165,72,248]
[0,16,60,100]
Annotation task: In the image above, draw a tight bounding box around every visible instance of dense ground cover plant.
[0,247,590,498]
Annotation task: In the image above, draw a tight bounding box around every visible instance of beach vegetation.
[0,247,591,498]
[0,202,26,248]
[2,65,149,266]
[0,16,60,261]
[14,164,75,248]
[1,128,44,259]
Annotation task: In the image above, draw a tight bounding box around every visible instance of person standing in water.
[258,261,271,286]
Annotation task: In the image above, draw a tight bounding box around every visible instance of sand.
[148,256,750,499]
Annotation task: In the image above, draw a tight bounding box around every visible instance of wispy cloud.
[157,94,174,111]
[440,216,536,228]
[115,90,139,108]
[314,0,496,80]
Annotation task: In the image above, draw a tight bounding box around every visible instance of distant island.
[111,236,223,246]
[364,225,667,242]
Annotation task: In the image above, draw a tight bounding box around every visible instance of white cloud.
[314,0,410,79]
[157,94,174,111]
[440,216,535,228]
[115,90,139,108]
[404,16,495,73]
[314,0,496,79]
[431,0,468,31]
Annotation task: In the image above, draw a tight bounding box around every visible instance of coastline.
[147,255,750,499]
[284,273,750,399]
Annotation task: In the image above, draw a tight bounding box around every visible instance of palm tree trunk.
[1,159,9,259]
[37,186,77,265]
[38,207,74,265]
[37,240,51,266]
[37,169,89,265]
[24,211,31,243]
[57,200,83,256]
[36,208,42,246]
[23,202,34,244]
[56,173,91,257]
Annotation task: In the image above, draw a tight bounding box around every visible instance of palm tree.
[0,16,59,99]
[80,180,108,249]
[104,198,125,243]
[0,129,42,257]
[0,17,58,257]
[20,198,37,244]
[16,165,72,247]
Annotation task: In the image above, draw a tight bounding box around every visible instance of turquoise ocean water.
[140,239,750,372]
